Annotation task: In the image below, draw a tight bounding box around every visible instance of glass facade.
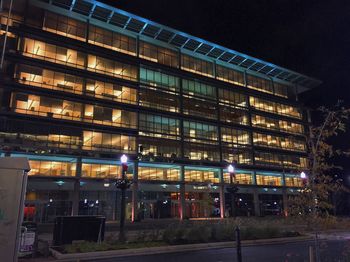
[139,41,178,68]
[0,1,316,221]
[138,165,180,181]
[29,159,76,177]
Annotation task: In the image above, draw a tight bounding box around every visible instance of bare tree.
[289,102,350,224]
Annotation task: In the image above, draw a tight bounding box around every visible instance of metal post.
[235,226,242,262]
[309,246,315,262]
[314,232,320,262]
[119,168,126,242]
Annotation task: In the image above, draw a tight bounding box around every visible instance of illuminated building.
[0,0,320,222]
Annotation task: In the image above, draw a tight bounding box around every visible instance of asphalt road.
[86,240,350,262]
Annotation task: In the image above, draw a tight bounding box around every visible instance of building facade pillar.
[179,165,186,220]
[71,156,82,216]
[131,161,139,222]
[253,189,260,217]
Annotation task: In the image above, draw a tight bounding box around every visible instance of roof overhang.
[27,0,322,91]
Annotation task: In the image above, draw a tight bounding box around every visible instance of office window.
[254,151,281,167]
[12,92,82,121]
[221,127,251,146]
[218,89,247,107]
[222,147,252,165]
[249,97,302,119]
[87,55,137,81]
[139,88,179,113]
[185,169,220,183]
[184,143,220,162]
[29,160,76,177]
[216,64,244,86]
[22,38,85,69]
[183,96,217,120]
[282,155,307,169]
[219,106,249,125]
[253,133,279,148]
[223,172,253,184]
[251,114,304,134]
[279,119,304,134]
[274,82,290,98]
[1,132,80,150]
[285,176,303,187]
[138,137,181,159]
[43,11,87,41]
[84,105,137,129]
[256,174,282,186]
[182,79,216,100]
[81,163,132,179]
[255,151,307,169]
[139,113,180,140]
[140,67,180,92]
[138,166,180,181]
[85,79,137,104]
[88,25,136,56]
[181,54,214,78]
[139,41,178,68]
[183,121,218,143]
[247,74,273,94]
[15,64,83,94]
[82,131,136,153]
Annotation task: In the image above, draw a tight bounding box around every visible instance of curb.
[50,235,313,261]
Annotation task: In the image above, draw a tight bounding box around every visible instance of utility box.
[0,157,30,262]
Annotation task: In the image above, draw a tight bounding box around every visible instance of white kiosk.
[0,157,30,262]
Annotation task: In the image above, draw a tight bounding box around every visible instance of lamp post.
[116,154,132,242]
[300,171,308,187]
[226,164,238,217]
[300,171,320,262]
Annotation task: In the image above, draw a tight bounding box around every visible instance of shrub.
[185,226,211,243]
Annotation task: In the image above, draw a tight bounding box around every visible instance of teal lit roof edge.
[35,0,321,89]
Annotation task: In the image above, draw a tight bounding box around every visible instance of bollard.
[235,226,242,262]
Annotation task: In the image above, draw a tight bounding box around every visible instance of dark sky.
[101,0,350,174]
[101,0,350,107]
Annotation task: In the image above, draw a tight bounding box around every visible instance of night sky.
[101,0,350,107]
[101,0,350,176]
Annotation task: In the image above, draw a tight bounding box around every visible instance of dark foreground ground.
[85,239,350,262]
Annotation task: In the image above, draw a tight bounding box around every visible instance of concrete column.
[71,156,82,216]
[179,165,186,220]
[131,161,139,222]
[71,180,80,216]
[179,183,186,220]
[253,189,260,217]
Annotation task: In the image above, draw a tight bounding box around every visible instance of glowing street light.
[228,164,235,174]
[300,171,308,186]
[226,163,238,217]
[120,154,128,164]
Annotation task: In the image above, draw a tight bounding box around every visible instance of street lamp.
[226,163,239,217]
[300,171,308,186]
[228,164,235,184]
[116,154,132,242]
